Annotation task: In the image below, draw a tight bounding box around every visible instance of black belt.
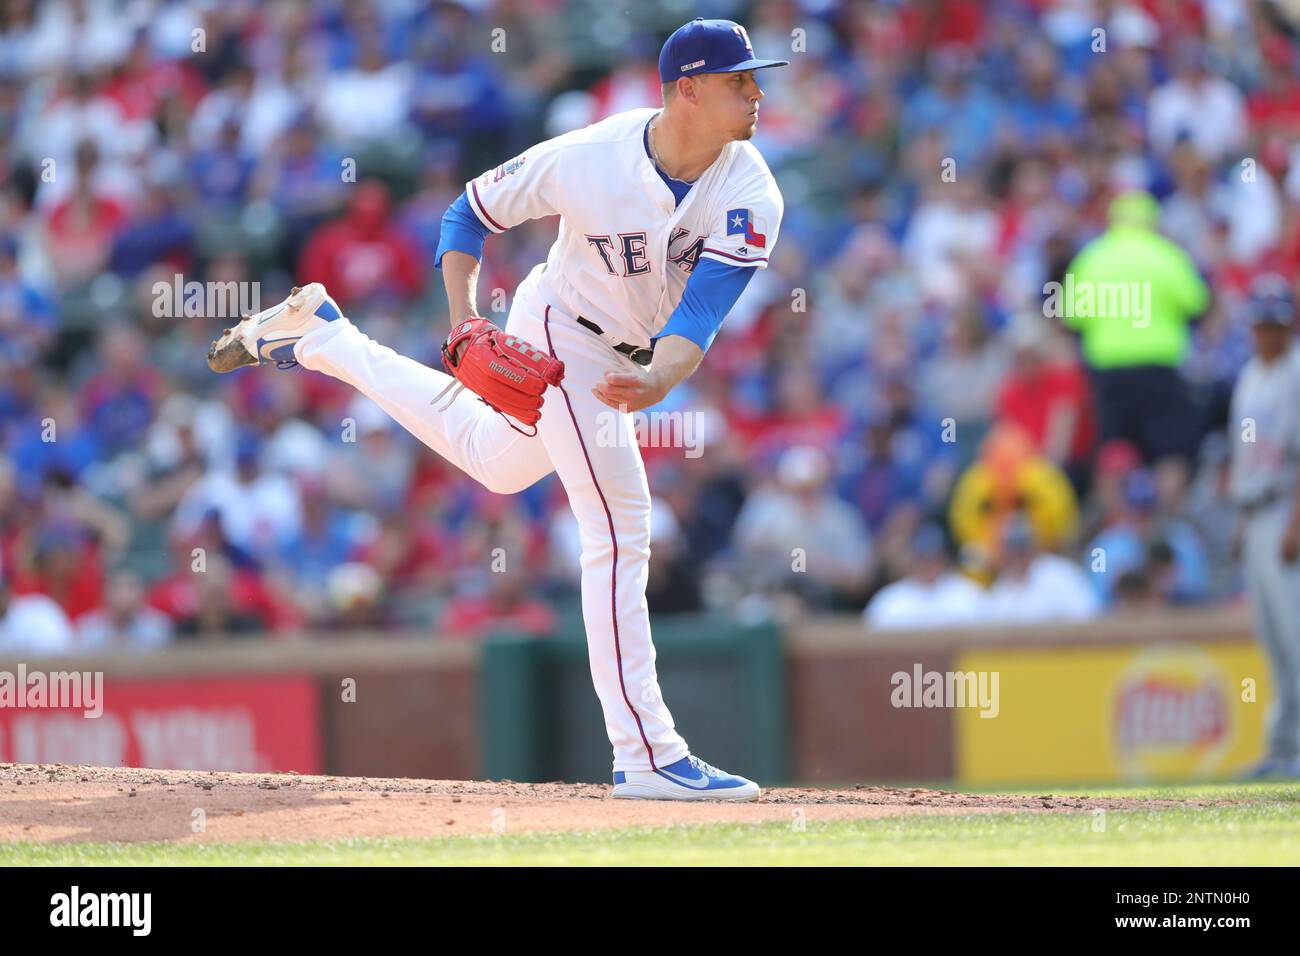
[576,317,655,367]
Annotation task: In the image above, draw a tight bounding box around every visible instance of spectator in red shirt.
[1245,44,1300,137]
[437,571,556,641]
[99,29,206,121]
[43,141,127,288]
[355,508,447,604]
[148,513,305,636]
[730,364,847,465]
[897,0,986,51]
[9,522,105,622]
[995,316,1096,494]
[298,180,424,307]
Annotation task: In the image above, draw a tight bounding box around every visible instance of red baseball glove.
[440,318,565,434]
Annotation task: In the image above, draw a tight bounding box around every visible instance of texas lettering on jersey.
[584,228,705,277]
[463,107,783,344]
[668,228,706,271]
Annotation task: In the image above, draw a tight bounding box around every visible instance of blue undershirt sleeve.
[433,191,492,270]
[652,258,756,353]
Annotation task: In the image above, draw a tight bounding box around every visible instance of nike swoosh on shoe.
[657,768,713,789]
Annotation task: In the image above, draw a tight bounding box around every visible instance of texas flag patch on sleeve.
[726,208,766,248]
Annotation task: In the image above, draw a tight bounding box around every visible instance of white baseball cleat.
[207,282,343,372]
[611,754,761,801]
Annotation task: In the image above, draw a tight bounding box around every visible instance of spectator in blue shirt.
[188,117,256,207]
[1087,469,1210,606]
[902,46,1004,168]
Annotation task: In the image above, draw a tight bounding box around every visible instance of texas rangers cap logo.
[733,24,754,55]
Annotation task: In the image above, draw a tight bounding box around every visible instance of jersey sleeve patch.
[464,139,564,233]
[726,208,766,248]
[700,198,779,270]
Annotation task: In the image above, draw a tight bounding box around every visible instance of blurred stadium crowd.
[1,0,1299,652]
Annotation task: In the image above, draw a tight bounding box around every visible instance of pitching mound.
[0,763,1206,844]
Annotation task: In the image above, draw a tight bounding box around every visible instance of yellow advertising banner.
[954,643,1270,785]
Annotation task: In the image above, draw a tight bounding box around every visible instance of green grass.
[5,785,1300,866]
[949,781,1300,803]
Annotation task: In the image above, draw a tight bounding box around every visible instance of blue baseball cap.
[1124,469,1158,511]
[1248,273,1295,326]
[658,18,789,84]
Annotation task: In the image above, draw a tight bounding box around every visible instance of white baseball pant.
[1242,502,1300,762]
[292,275,689,774]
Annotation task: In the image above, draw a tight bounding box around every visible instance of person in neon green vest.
[1055,190,1210,493]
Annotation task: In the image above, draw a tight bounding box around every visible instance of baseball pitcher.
[208,19,787,800]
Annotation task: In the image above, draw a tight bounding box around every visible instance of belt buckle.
[577,314,653,366]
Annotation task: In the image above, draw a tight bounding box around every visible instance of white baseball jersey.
[463,107,783,347]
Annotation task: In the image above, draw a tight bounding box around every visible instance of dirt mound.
[0,763,1205,844]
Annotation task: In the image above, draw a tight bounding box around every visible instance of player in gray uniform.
[1229,274,1300,778]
